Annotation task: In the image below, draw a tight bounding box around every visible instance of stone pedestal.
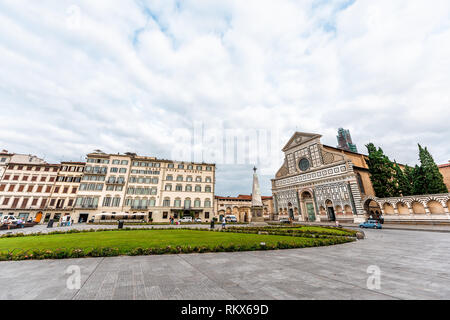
[251,206,265,222]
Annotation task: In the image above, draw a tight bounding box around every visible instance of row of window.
[161,198,212,208]
[128,177,159,184]
[86,158,112,164]
[164,184,212,192]
[6,165,58,172]
[167,163,213,171]
[3,175,56,182]
[60,166,84,172]
[74,196,213,209]
[84,166,108,174]
[127,187,158,195]
[132,161,161,168]
[130,170,160,175]
[166,175,212,183]
[57,176,82,183]
[0,184,76,194]
[1,197,48,209]
[79,183,104,191]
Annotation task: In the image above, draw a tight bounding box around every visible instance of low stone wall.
[361,193,450,224]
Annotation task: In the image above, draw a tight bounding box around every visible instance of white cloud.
[0,0,449,195]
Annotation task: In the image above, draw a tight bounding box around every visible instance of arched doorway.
[325,200,336,222]
[288,202,294,220]
[364,199,382,219]
[301,191,316,222]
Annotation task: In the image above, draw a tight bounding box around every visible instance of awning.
[95,213,147,217]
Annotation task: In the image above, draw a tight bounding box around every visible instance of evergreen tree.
[412,164,426,195]
[401,164,414,196]
[418,144,448,194]
[393,161,411,196]
[365,143,397,198]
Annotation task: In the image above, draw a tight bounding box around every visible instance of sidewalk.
[297,221,450,233]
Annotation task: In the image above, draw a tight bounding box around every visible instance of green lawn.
[0,229,336,254]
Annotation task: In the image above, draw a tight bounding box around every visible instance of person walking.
[222,217,226,229]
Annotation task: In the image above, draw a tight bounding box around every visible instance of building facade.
[0,155,59,222]
[272,132,376,223]
[43,162,85,224]
[214,195,273,222]
[272,132,450,224]
[439,162,450,191]
[72,151,216,223]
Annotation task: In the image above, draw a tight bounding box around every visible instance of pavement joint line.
[244,250,402,300]
[71,257,105,300]
[176,253,241,300]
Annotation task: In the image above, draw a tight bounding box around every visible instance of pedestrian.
[222,217,226,229]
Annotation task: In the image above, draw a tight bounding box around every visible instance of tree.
[418,144,448,194]
[365,143,398,198]
[393,161,412,196]
[412,164,426,195]
[401,164,415,196]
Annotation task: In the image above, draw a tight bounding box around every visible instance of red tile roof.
[215,194,273,201]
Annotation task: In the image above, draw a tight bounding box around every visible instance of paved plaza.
[0,228,449,300]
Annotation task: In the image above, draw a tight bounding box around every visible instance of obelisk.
[251,167,265,222]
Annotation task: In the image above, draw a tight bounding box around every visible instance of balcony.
[105,180,125,185]
[74,204,99,209]
[84,170,107,175]
[131,206,148,210]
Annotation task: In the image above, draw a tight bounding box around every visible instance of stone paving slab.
[0,229,449,300]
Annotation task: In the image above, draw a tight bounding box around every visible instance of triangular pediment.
[282,132,322,152]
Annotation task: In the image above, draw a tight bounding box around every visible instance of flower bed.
[0,227,357,261]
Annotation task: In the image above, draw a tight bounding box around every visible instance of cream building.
[73,151,216,223]
[215,195,274,222]
[43,162,85,223]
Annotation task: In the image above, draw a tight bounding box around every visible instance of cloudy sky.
[1,0,449,196]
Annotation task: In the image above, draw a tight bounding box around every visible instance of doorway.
[78,214,89,223]
[327,207,336,221]
[326,200,336,221]
[306,203,315,221]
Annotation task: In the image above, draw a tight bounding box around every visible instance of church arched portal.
[301,191,316,222]
[325,200,336,222]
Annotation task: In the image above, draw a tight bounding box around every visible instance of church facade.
[272,132,374,224]
[272,132,450,224]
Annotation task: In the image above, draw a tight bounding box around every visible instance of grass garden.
[0,226,358,261]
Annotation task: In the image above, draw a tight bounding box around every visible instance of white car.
[194,218,202,223]
[179,217,193,223]
[225,215,238,223]
[1,215,19,224]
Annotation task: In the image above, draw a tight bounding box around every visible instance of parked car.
[225,215,238,223]
[194,218,202,223]
[279,218,290,224]
[179,217,193,223]
[359,219,382,229]
[0,215,19,224]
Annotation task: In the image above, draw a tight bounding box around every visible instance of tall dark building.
[336,128,357,153]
